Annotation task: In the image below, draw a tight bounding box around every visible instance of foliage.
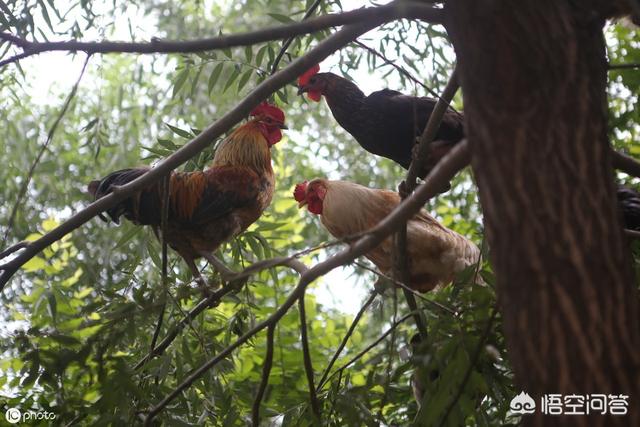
[0,1,637,426]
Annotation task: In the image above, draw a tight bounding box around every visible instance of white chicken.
[294,178,479,292]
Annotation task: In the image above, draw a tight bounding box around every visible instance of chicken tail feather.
[87,168,161,225]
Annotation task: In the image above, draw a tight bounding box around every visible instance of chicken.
[297,64,464,185]
[88,103,287,287]
[617,185,640,231]
[294,178,480,292]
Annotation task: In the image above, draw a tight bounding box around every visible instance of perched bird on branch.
[88,103,287,288]
[294,178,480,292]
[297,64,464,185]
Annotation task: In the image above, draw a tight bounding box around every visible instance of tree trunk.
[445,1,640,425]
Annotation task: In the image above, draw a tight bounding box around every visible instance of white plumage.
[295,179,480,292]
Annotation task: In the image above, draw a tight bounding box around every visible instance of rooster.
[88,103,287,288]
[294,178,480,292]
[297,64,464,185]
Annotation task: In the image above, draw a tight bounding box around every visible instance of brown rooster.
[294,178,480,292]
[297,64,464,184]
[88,103,287,287]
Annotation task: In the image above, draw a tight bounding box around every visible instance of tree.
[0,0,637,425]
[446,1,640,425]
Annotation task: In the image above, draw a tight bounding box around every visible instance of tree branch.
[404,65,460,191]
[142,141,470,423]
[611,149,640,178]
[0,241,28,260]
[0,21,382,291]
[625,229,640,239]
[251,325,275,427]
[395,66,461,342]
[608,62,640,70]
[299,292,321,421]
[0,2,443,68]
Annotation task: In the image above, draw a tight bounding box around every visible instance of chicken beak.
[278,123,288,130]
[297,199,308,208]
[297,85,308,96]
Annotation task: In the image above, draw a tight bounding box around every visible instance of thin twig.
[270,0,323,75]
[142,143,470,423]
[608,63,640,70]
[0,50,33,68]
[316,290,378,391]
[149,175,171,356]
[353,261,457,316]
[3,54,91,242]
[133,257,304,370]
[435,308,498,427]
[0,2,443,68]
[353,40,442,101]
[251,325,275,426]
[324,312,415,385]
[299,291,321,421]
[394,228,427,339]
[378,286,399,417]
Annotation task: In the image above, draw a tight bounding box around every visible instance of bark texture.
[445,1,640,425]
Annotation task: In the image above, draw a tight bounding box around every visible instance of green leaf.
[46,291,57,322]
[208,62,224,95]
[37,0,55,32]
[172,68,190,98]
[268,13,295,23]
[224,65,241,92]
[237,69,253,91]
[255,45,268,67]
[244,45,253,62]
[23,256,47,272]
[166,123,193,139]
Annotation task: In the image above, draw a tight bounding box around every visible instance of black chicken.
[297,64,464,182]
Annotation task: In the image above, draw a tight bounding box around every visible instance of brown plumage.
[297,65,464,187]
[294,178,479,292]
[88,103,287,287]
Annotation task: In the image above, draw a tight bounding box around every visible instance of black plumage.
[618,185,640,231]
[298,72,464,179]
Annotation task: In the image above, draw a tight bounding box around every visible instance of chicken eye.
[309,77,316,84]
[265,117,273,123]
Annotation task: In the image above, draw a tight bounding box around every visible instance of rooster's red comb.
[250,102,285,123]
[298,64,320,86]
[293,181,309,202]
